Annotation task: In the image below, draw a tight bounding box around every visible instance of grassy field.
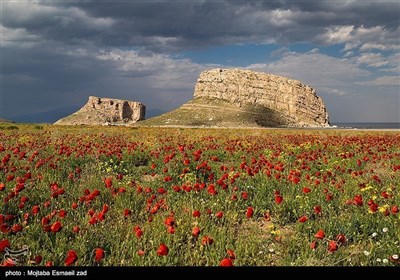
[0,124,399,266]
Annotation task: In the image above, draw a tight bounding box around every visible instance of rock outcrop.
[141,68,329,128]
[55,96,145,126]
[194,69,329,127]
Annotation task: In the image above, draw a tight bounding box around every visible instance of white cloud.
[96,49,215,90]
[356,52,389,67]
[319,25,354,44]
[0,25,40,48]
[268,9,295,27]
[320,25,400,55]
[247,51,370,88]
[356,76,400,86]
[319,87,347,96]
[360,43,400,51]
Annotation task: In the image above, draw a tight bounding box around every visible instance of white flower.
[383,259,388,263]
[392,254,399,260]
[269,248,275,253]
[363,251,370,256]
[376,258,381,262]
[371,232,378,238]
[382,227,389,233]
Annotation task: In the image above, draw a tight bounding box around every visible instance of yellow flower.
[361,186,373,192]
[379,204,389,213]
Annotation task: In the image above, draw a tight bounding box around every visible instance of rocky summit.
[141,68,330,128]
[54,96,145,126]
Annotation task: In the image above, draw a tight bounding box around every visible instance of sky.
[1,0,399,123]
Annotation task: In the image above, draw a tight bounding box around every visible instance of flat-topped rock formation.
[54,96,145,126]
[141,68,330,128]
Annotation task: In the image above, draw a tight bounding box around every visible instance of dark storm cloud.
[3,0,399,51]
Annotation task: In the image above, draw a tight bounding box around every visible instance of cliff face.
[193,69,329,127]
[54,96,145,126]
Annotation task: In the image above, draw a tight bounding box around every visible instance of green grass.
[139,97,287,127]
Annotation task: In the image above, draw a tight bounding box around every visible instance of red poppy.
[302,187,311,194]
[164,216,175,226]
[328,240,338,252]
[336,234,347,244]
[50,221,62,233]
[157,187,166,194]
[298,216,308,223]
[94,248,105,262]
[104,178,112,188]
[58,209,67,218]
[45,261,53,266]
[163,176,172,182]
[227,249,236,259]
[326,193,333,201]
[32,205,40,215]
[220,258,233,267]
[314,229,325,240]
[241,192,248,200]
[73,226,80,233]
[310,240,318,250]
[156,244,169,256]
[97,212,105,222]
[353,195,363,206]
[138,250,145,256]
[0,183,5,191]
[88,209,95,217]
[313,205,322,215]
[215,211,224,219]
[123,209,131,217]
[275,195,283,204]
[192,210,201,218]
[246,207,254,218]
[192,226,200,237]
[167,226,175,234]
[89,216,98,225]
[201,236,214,246]
[135,228,143,238]
[0,239,10,252]
[65,250,78,266]
[11,224,23,233]
[392,205,399,214]
[34,255,43,265]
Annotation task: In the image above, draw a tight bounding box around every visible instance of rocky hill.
[0,118,15,123]
[141,68,330,128]
[54,96,145,126]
